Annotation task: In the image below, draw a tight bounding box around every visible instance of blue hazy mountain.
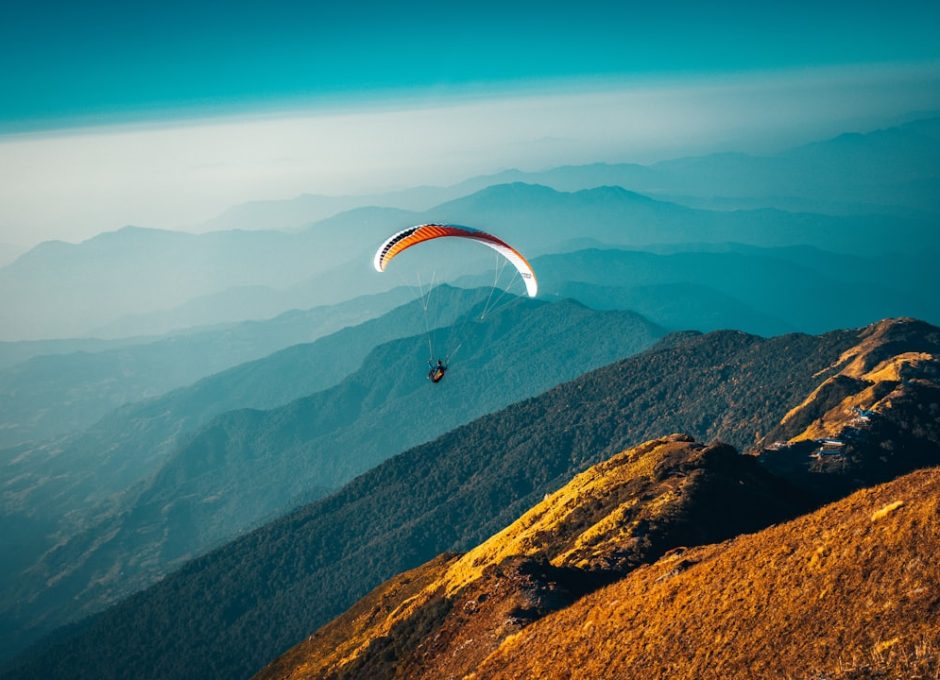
[198,117,940,232]
[0,208,420,340]
[0,226,331,340]
[555,281,792,336]
[431,183,936,256]
[0,336,161,371]
[0,287,414,447]
[0,287,491,587]
[443,116,938,218]
[0,293,662,662]
[530,247,940,333]
[198,187,443,233]
[113,184,938,337]
[5,117,939,342]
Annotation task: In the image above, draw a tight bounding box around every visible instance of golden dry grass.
[260,436,715,679]
[870,500,904,521]
[440,435,696,594]
[256,434,805,680]
[777,323,938,444]
[833,318,921,379]
[474,468,940,680]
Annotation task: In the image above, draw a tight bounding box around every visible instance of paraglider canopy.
[373,224,538,298]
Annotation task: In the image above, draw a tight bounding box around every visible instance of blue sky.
[3,0,940,130]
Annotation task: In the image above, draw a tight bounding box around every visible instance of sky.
[2,0,940,246]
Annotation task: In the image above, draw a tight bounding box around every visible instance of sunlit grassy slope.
[256,435,808,680]
[475,467,940,680]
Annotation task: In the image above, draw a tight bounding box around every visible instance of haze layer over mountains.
[2,116,939,341]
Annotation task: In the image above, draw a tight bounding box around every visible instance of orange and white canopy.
[373,224,538,297]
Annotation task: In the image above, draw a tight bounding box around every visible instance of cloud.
[1,62,939,246]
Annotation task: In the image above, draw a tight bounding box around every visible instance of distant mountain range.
[556,280,792,336]
[3,117,939,340]
[0,335,160,371]
[13,317,936,679]
[91,207,427,338]
[0,287,415,447]
[0,290,661,663]
[6,239,937,451]
[2,182,932,340]
[200,117,940,232]
[0,226,331,339]
[531,246,939,334]
[429,182,934,257]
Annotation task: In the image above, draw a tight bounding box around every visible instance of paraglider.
[428,359,447,383]
[373,223,537,383]
[373,224,537,297]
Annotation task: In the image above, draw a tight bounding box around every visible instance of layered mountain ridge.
[0,286,415,447]
[0,292,662,663]
[5,150,938,340]
[2,319,876,679]
[258,317,940,680]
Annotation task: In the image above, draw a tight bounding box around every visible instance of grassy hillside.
[258,435,811,680]
[758,317,940,500]
[474,467,940,679]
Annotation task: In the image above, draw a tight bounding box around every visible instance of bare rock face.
[759,317,940,499]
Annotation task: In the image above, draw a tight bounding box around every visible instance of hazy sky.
[2,1,940,246]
